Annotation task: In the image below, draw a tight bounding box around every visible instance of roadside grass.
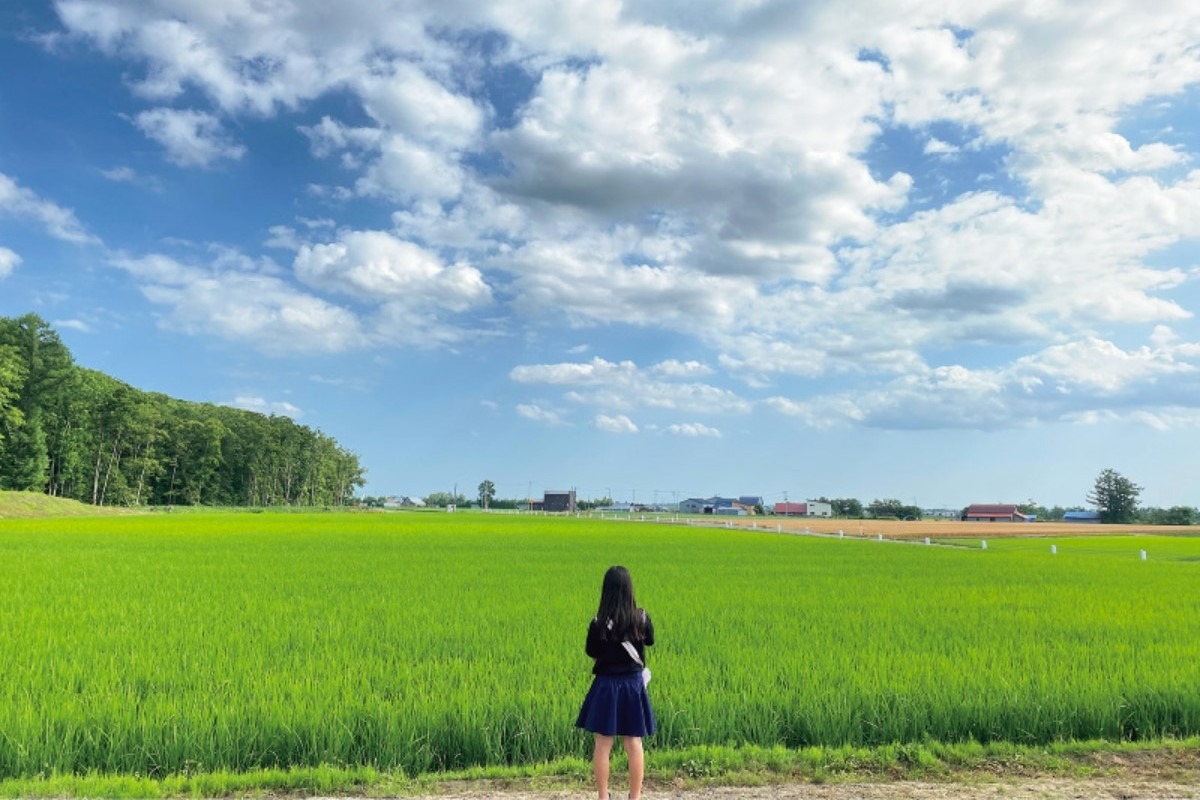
[1,738,1196,798]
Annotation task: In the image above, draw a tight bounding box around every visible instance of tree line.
[0,314,365,507]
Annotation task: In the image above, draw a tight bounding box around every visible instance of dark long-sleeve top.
[585,611,655,675]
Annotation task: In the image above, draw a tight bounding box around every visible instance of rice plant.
[0,513,1197,779]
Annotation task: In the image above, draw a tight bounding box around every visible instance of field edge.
[2,738,1196,799]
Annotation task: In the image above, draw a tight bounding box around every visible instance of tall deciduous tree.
[1087,468,1142,524]
[0,344,27,448]
[478,479,496,510]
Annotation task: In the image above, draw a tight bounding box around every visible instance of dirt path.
[382,779,1200,800]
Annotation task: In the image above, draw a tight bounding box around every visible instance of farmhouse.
[773,501,833,517]
[962,503,1032,522]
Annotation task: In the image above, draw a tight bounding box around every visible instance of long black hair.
[596,565,646,641]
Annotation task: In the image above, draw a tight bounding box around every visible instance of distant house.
[543,490,577,513]
[715,506,746,516]
[400,496,425,507]
[923,508,959,519]
[962,504,1032,522]
[805,500,832,517]
[738,496,764,509]
[1063,510,1102,523]
[680,496,739,514]
[773,501,832,517]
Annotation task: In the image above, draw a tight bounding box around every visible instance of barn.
[543,490,577,513]
[962,504,1032,522]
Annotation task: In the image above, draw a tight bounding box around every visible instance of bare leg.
[593,734,614,800]
[621,736,644,800]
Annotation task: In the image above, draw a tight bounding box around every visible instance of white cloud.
[766,334,1200,431]
[665,422,721,438]
[224,396,303,419]
[48,0,1200,432]
[0,172,97,244]
[511,357,751,414]
[516,403,568,426]
[100,165,137,182]
[653,359,713,378]
[110,252,366,356]
[294,229,491,311]
[0,246,20,278]
[594,413,638,434]
[52,319,92,333]
[100,165,163,191]
[134,108,246,167]
[923,138,958,156]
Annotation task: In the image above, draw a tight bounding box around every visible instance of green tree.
[478,479,496,510]
[1017,499,1050,520]
[424,491,467,508]
[0,314,73,491]
[1138,506,1196,526]
[0,344,27,448]
[1087,468,1142,524]
[867,498,903,518]
[830,497,863,518]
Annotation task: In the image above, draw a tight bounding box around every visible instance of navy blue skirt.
[576,672,656,737]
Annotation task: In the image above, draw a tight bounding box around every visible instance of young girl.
[576,565,656,800]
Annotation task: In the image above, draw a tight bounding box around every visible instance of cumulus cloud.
[666,422,721,438]
[46,0,1200,431]
[923,138,959,156]
[110,252,366,355]
[510,357,751,414]
[134,108,246,167]
[516,403,568,426]
[766,335,1200,431]
[100,165,163,191]
[0,246,20,278]
[224,396,303,419]
[294,229,491,311]
[0,172,97,244]
[594,413,638,434]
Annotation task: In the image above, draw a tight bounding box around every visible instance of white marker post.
[924,536,930,545]
[1141,550,1147,561]
[839,530,844,539]
[981,540,987,550]
[1051,544,1057,555]
[877,533,883,541]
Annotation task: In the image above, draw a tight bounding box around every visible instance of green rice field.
[1,512,1198,780]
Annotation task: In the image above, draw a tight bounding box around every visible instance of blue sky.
[3,0,1200,508]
